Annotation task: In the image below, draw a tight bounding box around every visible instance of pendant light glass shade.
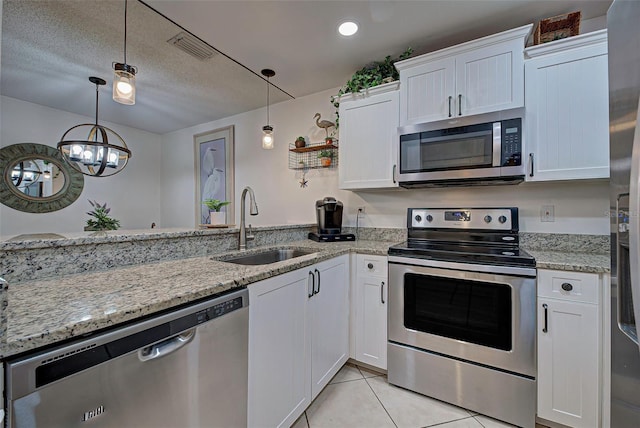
[113,63,137,105]
[261,69,275,150]
[262,125,274,150]
[58,77,132,177]
[113,0,137,105]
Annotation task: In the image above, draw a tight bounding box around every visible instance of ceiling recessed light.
[338,21,358,36]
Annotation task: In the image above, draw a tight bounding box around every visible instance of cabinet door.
[537,298,600,427]
[526,40,609,181]
[355,275,388,370]
[455,38,525,117]
[339,89,400,189]
[310,255,349,398]
[399,56,455,125]
[248,269,311,428]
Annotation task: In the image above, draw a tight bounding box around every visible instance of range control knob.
[484,215,492,223]
[426,215,433,222]
[414,215,422,222]
[498,215,507,224]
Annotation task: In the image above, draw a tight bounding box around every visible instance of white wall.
[0,96,162,235]
[161,88,610,235]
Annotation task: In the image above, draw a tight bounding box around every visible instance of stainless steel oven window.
[403,273,512,351]
[388,261,536,377]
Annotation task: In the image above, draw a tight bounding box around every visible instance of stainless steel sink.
[222,248,317,266]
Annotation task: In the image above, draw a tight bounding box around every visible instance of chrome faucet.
[239,186,259,250]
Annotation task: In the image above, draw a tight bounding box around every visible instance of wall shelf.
[288,141,338,170]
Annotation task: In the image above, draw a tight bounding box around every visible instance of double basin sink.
[221,248,317,266]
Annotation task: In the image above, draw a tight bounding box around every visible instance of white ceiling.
[1,0,612,135]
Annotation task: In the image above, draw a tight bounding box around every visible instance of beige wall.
[160,88,610,235]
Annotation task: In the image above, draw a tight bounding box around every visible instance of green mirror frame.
[0,143,84,213]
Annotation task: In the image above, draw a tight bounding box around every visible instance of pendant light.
[57,77,132,177]
[112,0,137,105]
[261,69,275,150]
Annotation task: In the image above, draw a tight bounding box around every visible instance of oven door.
[388,258,536,377]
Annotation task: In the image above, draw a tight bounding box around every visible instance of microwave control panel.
[501,118,522,167]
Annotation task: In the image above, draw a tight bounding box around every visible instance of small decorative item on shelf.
[318,150,334,167]
[85,200,120,231]
[203,199,230,224]
[534,11,581,45]
[314,113,336,141]
[295,136,306,148]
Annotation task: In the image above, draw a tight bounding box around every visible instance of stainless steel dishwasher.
[5,288,248,428]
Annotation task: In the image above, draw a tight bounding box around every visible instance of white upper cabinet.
[338,82,400,190]
[395,24,532,125]
[525,30,609,181]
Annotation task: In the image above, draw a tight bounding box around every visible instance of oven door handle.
[542,303,549,333]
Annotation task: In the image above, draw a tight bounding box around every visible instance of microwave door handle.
[492,122,501,167]
[626,97,640,351]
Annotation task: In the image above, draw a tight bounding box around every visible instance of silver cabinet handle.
[528,153,534,177]
[561,282,573,291]
[448,96,452,117]
[308,271,315,298]
[392,164,397,184]
[314,268,320,295]
[139,329,195,362]
[381,281,385,304]
[542,303,548,333]
[458,94,462,116]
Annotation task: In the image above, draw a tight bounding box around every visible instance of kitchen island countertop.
[1,240,393,359]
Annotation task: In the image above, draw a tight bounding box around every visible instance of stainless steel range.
[387,207,536,428]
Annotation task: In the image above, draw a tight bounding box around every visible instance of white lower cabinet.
[537,269,603,428]
[248,255,349,427]
[353,255,388,370]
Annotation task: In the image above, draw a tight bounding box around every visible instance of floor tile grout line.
[304,410,310,428]
[329,376,366,385]
[421,415,478,428]
[473,415,488,428]
[363,375,399,428]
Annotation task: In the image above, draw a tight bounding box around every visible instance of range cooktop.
[388,207,535,268]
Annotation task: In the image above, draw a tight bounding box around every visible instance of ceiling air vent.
[167,32,218,61]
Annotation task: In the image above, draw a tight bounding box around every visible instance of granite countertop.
[525,249,611,273]
[1,240,394,359]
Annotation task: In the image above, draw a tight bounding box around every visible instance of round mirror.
[0,143,84,213]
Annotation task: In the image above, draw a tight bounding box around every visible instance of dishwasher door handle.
[138,329,196,362]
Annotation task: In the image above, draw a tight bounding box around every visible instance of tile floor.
[291,363,545,428]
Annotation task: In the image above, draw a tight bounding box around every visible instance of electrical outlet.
[357,206,366,215]
[541,205,555,222]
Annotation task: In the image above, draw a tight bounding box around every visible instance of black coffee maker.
[308,197,355,242]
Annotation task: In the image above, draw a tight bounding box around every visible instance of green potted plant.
[295,136,306,149]
[85,200,120,231]
[203,199,230,224]
[330,47,413,129]
[317,150,334,167]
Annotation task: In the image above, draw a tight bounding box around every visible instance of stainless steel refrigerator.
[609,1,640,426]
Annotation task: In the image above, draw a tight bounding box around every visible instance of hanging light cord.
[123,0,128,65]
[266,76,270,126]
[94,82,99,126]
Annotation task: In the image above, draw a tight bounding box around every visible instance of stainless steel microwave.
[397,114,525,188]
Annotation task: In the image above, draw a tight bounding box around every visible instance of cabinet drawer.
[357,255,388,278]
[537,269,600,304]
